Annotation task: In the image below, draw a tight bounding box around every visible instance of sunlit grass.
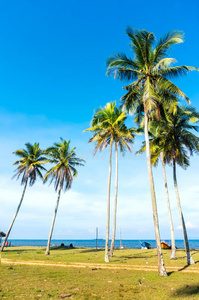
[1,247,199,299]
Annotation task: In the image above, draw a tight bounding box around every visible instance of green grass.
[1,247,199,299]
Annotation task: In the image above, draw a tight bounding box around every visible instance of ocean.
[5,239,199,249]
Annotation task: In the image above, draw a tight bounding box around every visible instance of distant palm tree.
[106,28,198,276]
[44,138,85,255]
[146,106,199,264]
[84,102,135,261]
[1,143,46,252]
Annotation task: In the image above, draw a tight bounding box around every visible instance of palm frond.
[43,138,84,192]
[157,66,198,79]
[157,76,190,103]
[13,143,46,186]
[153,31,184,62]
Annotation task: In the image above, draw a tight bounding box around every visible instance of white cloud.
[176,221,199,230]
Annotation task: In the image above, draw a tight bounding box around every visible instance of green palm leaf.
[13,142,47,186]
[44,139,85,192]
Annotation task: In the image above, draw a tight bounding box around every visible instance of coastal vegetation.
[137,105,199,262]
[1,28,199,280]
[106,28,198,275]
[43,139,85,255]
[139,106,199,264]
[1,143,46,252]
[84,102,135,261]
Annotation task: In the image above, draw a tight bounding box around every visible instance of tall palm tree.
[148,106,199,265]
[84,102,135,261]
[1,142,46,252]
[106,28,198,276]
[44,138,85,255]
[110,120,135,257]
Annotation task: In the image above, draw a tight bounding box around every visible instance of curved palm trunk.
[144,108,167,276]
[45,185,62,255]
[173,159,195,265]
[109,142,118,257]
[162,158,176,259]
[105,140,113,262]
[1,180,28,252]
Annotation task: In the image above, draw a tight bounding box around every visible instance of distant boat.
[161,241,171,249]
[141,241,151,249]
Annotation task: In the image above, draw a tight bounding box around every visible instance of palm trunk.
[173,159,195,265]
[1,180,28,252]
[45,184,62,255]
[162,157,176,259]
[105,140,113,262]
[144,108,167,276]
[109,142,118,257]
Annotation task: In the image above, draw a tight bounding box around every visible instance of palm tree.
[136,92,182,260]
[110,120,135,257]
[148,106,199,265]
[84,102,135,261]
[106,28,198,276]
[138,124,177,259]
[1,142,46,252]
[44,138,85,255]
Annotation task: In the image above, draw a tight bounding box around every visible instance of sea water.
[5,239,199,249]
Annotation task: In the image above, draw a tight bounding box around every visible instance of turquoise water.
[5,239,199,249]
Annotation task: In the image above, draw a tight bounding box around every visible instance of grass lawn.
[1,247,199,299]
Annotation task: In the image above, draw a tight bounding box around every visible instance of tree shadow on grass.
[177,264,190,272]
[121,255,157,259]
[172,285,199,298]
[2,248,45,254]
[78,248,104,254]
[49,246,77,251]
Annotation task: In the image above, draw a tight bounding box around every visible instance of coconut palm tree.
[84,102,135,261]
[136,91,182,259]
[138,124,177,259]
[110,121,135,257]
[148,106,199,265]
[44,138,85,255]
[106,28,198,276]
[1,142,46,252]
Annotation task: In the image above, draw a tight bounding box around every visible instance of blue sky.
[0,0,199,241]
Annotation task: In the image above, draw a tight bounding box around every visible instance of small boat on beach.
[141,241,151,249]
[161,241,171,249]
